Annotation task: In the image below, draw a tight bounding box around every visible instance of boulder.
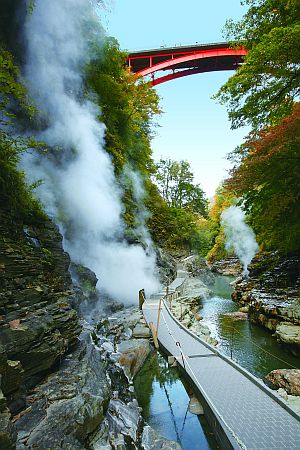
[182,278,212,300]
[188,396,204,415]
[132,324,151,338]
[155,248,177,285]
[106,399,141,442]
[117,339,151,379]
[142,425,181,450]
[15,339,110,449]
[275,323,300,347]
[69,262,98,299]
[265,369,300,396]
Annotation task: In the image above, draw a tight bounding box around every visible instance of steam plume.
[22,0,159,304]
[221,206,259,277]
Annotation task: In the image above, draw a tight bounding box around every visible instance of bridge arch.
[127,42,246,86]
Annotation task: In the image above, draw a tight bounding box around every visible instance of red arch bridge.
[127,42,247,86]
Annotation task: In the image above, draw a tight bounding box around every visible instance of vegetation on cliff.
[85,38,209,254]
[0,49,45,223]
[225,104,300,254]
[0,8,208,258]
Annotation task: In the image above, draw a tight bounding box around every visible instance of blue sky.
[104,0,249,197]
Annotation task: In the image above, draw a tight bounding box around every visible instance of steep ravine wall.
[231,252,300,355]
[0,210,83,447]
[0,209,180,449]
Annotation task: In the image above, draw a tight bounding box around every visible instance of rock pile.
[91,306,182,449]
[170,296,218,347]
[264,368,300,414]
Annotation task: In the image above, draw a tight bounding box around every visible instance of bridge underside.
[127,42,246,85]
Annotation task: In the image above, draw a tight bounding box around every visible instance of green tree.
[215,0,300,130]
[86,37,162,238]
[86,38,161,175]
[153,158,208,216]
[0,49,44,220]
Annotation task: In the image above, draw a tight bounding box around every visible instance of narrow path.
[142,262,300,450]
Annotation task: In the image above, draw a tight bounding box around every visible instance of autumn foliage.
[225,104,300,253]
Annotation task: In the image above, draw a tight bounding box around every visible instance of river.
[200,274,299,378]
[134,272,299,449]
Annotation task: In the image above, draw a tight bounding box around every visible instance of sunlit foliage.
[215,0,300,130]
[225,104,300,253]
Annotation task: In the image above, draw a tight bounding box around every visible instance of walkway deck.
[142,280,300,449]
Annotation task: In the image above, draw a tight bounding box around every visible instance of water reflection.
[201,275,300,378]
[134,353,218,450]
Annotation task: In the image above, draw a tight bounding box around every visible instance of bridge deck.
[143,296,300,449]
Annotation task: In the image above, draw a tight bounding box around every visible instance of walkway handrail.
[157,297,300,423]
[159,300,248,449]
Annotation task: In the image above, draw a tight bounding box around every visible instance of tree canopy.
[215,0,300,130]
[209,0,300,259]
[153,158,208,216]
[225,103,300,253]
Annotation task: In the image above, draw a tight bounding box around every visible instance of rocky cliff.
[0,210,182,450]
[0,211,82,447]
[232,252,300,355]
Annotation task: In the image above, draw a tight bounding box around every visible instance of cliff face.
[232,252,300,355]
[0,211,82,447]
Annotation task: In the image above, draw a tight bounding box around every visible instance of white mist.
[23,0,159,304]
[221,205,259,277]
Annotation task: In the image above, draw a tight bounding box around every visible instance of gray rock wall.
[231,252,300,354]
[0,211,82,448]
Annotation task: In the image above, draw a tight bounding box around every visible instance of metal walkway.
[143,290,300,449]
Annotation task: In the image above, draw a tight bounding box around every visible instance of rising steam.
[221,205,259,277]
[22,0,159,304]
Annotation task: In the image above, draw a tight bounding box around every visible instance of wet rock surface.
[155,248,177,285]
[70,262,98,300]
[92,307,151,447]
[96,306,152,380]
[186,256,215,285]
[264,369,300,414]
[0,382,17,450]
[91,306,182,449]
[231,252,300,353]
[0,214,82,399]
[167,258,218,347]
[171,296,218,347]
[0,209,182,450]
